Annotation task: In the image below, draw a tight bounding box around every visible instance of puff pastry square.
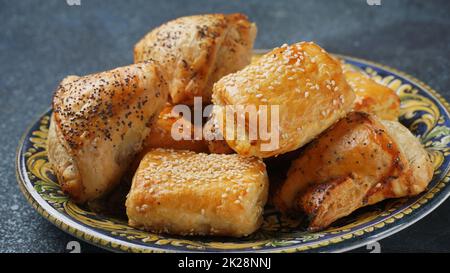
[126,149,269,237]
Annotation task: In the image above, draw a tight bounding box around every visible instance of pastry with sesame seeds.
[273,112,433,231]
[342,63,400,121]
[255,50,399,120]
[47,61,169,203]
[126,149,269,237]
[210,41,355,158]
[134,13,257,105]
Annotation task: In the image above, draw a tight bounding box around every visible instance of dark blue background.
[0,0,449,252]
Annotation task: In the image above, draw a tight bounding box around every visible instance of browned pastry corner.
[342,63,400,120]
[134,13,257,105]
[126,149,269,237]
[203,112,235,154]
[210,41,355,158]
[273,111,433,230]
[47,61,169,203]
[141,103,209,153]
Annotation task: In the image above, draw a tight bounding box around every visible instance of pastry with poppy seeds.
[134,13,257,105]
[273,112,433,230]
[47,61,168,203]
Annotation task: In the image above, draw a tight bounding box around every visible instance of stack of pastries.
[47,13,433,237]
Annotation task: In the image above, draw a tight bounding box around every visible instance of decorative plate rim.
[16,53,450,253]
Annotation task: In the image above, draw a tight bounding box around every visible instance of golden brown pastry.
[210,42,355,158]
[342,63,400,120]
[204,62,400,155]
[273,112,433,230]
[126,149,269,237]
[141,104,208,153]
[255,55,400,120]
[207,138,235,154]
[47,62,168,203]
[134,13,257,104]
[203,112,235,154]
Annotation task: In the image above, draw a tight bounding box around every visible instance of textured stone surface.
[0,0,449,253]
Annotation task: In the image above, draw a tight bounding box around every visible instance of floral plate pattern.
[16,53,450,252]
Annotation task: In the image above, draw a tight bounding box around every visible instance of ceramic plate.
[16,53,450,252]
